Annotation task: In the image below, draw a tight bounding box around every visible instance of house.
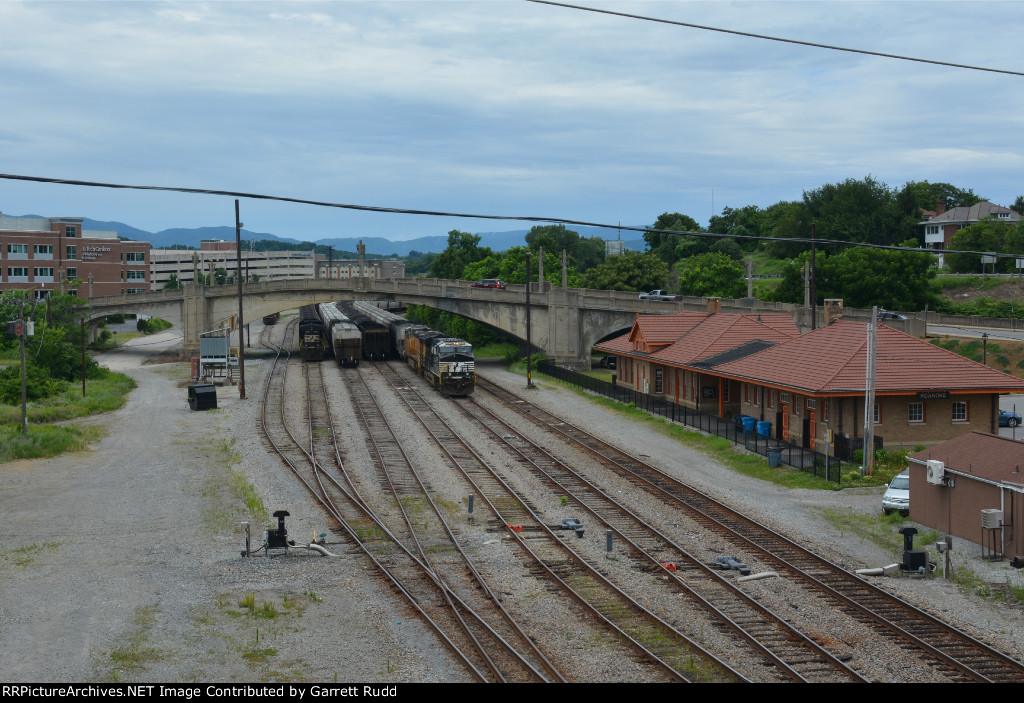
[596,302,1024,457]
[920,200,1021,262]
[0,212,150,298]
[908,433,1024,559]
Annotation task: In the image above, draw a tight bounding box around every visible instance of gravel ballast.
[3,324,1024,683]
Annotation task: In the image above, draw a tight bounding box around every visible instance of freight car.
[318,302,361,367]
[352,301,475,396]
[262,312,280,325]
[297,305,327,361]
[338,302,390,360]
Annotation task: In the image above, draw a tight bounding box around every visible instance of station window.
[909,402,924,423]
[952,401,968,423]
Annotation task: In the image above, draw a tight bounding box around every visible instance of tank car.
[318,302,361,367]
[297,305,326,361]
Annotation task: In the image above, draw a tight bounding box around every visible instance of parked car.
[470,278,506,289]
[877,310,908,320]
[999,409,1022,428]
[599,355,616,369]
[882,469,910,516]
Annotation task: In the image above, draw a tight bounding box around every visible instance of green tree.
[524,224,604,272]
[677,252,746,298]
[767,245,939,311]
[802,175,899,246]
[708,205,764,252]
[581,251,669,292]
[462,246,577,286]
[429,230,492,279]
[944,218,1013,273]
[762,201,812,259]
[901,180,981,212]
[644,212,703,269]
[163,273,182,290]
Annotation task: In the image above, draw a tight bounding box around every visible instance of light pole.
[982,332,989,366]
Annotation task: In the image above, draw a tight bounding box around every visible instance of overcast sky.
[1,0,1022,242]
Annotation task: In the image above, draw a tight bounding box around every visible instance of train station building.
[595,302,1024,456]
[0,212,150,298]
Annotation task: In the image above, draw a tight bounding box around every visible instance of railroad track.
[374,360,749,683]
[474,376,1024,683]
[255,322,545,682]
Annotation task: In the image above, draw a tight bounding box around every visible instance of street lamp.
[982,332,988,366]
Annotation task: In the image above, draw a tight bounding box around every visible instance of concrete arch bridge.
[83,277,803,368]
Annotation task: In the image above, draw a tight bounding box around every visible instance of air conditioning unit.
[982,509,1003,530]
[926,460,945,485]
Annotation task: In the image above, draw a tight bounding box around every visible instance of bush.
[0,363,67,404]
[106,314,126,324]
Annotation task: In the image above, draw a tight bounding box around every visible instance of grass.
[557,384,841,490]
[929,334,1024,377]
[936,274,1007,291]
[474,341,519,359]
[0,423,108,462]
[820,508,940,557]
[0,372,136,426]
[200,440,268,532]
[98,605,163,681]
[4,541,61,568]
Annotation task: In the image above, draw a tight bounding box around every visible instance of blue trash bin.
[741,417,756,434]
[756,420,771,437]
[767,447,783,468]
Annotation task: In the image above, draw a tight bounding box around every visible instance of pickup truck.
[638,290,681,301]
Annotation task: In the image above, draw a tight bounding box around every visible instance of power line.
[525,0,1024,78]
[0,171,1018,260]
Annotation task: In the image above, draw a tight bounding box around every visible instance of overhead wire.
[524,0,1024,78]
[1,172,1019,261]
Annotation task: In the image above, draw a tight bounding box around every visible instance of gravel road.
[2,321,1024,683]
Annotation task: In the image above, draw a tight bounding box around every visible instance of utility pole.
[235,200,246,400]
[863,308,878,475]
[526,250,533,389]
[810,223,817,330]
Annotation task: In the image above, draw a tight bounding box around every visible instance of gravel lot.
[3,320,1024,683]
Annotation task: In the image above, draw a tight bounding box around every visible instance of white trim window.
[952,401,968,423]
[909,402,924,423]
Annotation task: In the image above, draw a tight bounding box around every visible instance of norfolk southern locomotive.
[350,301,475,396]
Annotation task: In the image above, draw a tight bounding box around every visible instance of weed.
[6,541,60,567]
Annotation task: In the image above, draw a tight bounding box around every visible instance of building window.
[926,224,939,235]
[909,402,924,423]
[33,245,53,257]
[8,244,28,258]
[65,225,76,237]
[806,398,816,411]
[873,404,881,424]
[822,400,830,422]
[126,252,145,262]
[780,392,790,404]
[7,267,28,280]
[952,401,968,422]
[127,270,146,281]
[66,246,77,260]
[34,290,50,300]
[795,397,801,415]
[33,267,54,280]
[768,389,775,408]
[654,367,664,394]
[65,267,77,280]
[723,381,730,403]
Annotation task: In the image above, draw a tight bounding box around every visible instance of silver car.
[882,470,910,516]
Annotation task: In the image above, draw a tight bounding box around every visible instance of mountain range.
[13,214,645,256]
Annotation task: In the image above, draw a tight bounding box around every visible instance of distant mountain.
[11,214,646,255]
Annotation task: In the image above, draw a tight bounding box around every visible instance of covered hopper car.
[318,302,361,367]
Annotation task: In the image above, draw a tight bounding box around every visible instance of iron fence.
[538,360,853,484]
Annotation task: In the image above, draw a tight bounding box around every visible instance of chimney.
[824,298,844,325]
[935,201,946,215]
[707,297,722,314]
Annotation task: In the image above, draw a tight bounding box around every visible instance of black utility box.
[188,383,218,411]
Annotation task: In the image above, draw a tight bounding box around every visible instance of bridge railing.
[537,360,848,484]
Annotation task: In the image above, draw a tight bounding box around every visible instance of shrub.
[0,363,66,404]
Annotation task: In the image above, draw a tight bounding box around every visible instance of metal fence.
[537,360,853,484]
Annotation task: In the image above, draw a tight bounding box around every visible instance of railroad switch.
[560,518,583,531]
[267,510,293,552]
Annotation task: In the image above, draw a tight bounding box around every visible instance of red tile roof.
[910,432,1024,486]
[714,320,1024,394]
[628,310,709,346]
[652,313,798,365]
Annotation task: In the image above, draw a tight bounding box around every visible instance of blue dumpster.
[756,420,771,437]
[741,417,756,434]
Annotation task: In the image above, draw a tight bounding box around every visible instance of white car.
[882,470,910,517]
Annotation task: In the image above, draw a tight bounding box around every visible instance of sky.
[1,0,1022,242]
